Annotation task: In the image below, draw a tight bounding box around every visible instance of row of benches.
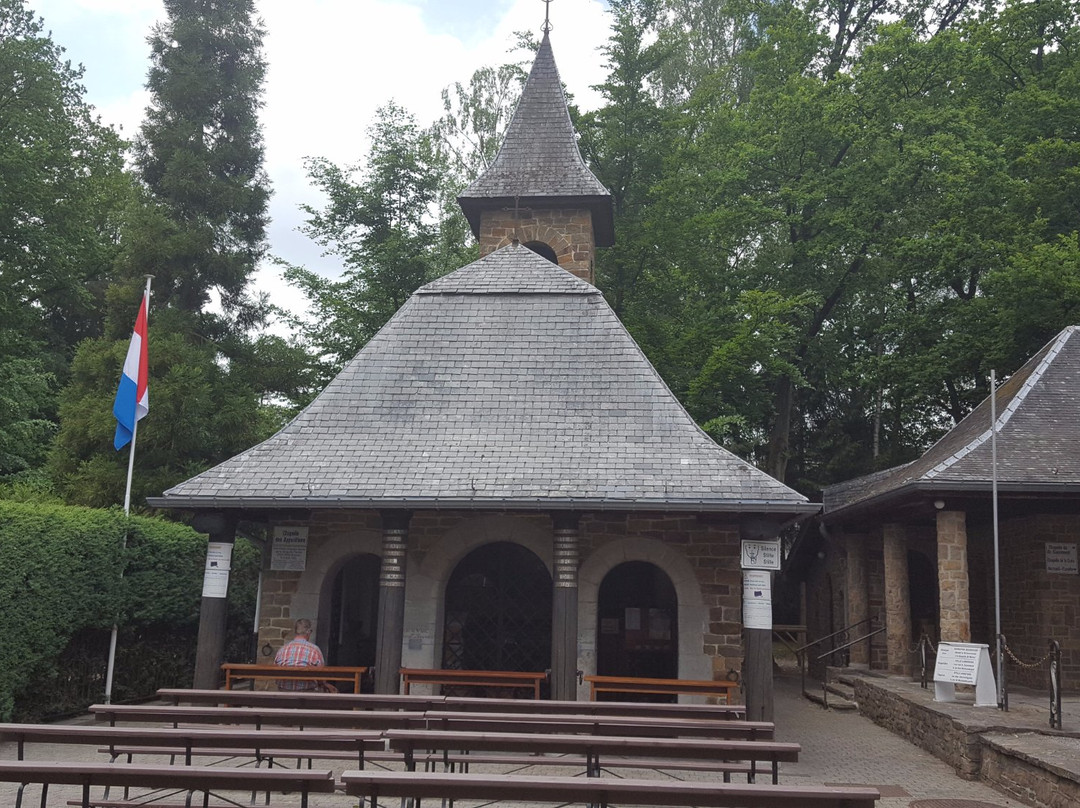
[0,688,879,808]
[223,664,741,702]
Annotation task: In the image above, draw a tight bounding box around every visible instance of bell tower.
[457,31,614,284]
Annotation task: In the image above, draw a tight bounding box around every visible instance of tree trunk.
[766,375,794,482]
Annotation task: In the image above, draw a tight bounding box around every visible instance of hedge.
[0,500,258,720]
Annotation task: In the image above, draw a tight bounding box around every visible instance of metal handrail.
[815,626,887,662]
[797,616,880,697]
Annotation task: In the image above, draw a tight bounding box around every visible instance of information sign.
[742,570,773,630]
[1045,543,1078,575]
[271,526,309,571]
[741,540,781,570]
[933,642,997,706]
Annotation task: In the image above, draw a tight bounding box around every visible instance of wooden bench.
[159,687,444,711]
[220,662,367,691]
[585,674,739,702]
[0,723,382,768]
[444,694,747,720]
[422,709,774,740]
[342,770,879,808]
[0,761,334,808]
[90,703,424,731]
[400,667,548,698]
[383,729,800,783]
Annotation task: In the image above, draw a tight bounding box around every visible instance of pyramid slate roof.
[151,245,812,515]
[457,33,615,247]
[824,326,1080,517]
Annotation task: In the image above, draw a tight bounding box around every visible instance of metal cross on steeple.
[542,0,552,33]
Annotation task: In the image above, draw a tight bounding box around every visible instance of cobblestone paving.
[772,672,1021,808]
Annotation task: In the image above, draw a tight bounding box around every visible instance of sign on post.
[741,540,781,570]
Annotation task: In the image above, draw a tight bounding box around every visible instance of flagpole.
[105,276,152,705]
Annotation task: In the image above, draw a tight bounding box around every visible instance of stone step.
[802,683,859,711]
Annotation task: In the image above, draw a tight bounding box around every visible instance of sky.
[27,0,613,323]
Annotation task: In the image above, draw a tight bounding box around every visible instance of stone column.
[551,513,581,700]
[192,512,237,690]
[882,523,912,676]
[937,510,971,643]
[374,511,411,694]
[844,533,870,667]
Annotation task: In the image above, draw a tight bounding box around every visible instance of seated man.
[275,618,336,692]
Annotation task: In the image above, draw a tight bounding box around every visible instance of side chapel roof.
[824,326,1080,517]
[150,245,812,515]
[457,32,615,246]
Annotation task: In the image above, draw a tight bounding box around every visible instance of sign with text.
[1045,543,1078,575]
[933,642,997,707]
[741,540,781,570]
[742,570,773,630]
[271,526,309,571]
[201,542,232,598]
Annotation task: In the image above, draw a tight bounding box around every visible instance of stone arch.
[287,527,383,652]
[492,222,574,268]
[578,537,710,699]
[401,515,553,673]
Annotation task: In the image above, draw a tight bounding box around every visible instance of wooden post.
[192,512,237,690]
[374,511,411,694]
[551,512,581,700]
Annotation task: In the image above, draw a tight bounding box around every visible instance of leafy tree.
[0,0,130,477]
[283,103,470,380]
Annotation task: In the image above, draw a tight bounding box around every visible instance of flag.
[113,291,149,450]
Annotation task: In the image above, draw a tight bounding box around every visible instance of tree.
[283,103,470,381]
[0,0,130,478]
[133,0,270,320]
[48,0,310,508]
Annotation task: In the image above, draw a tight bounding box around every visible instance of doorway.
[442,541,552,675]
[326,553,380,690]
[597,561,678,687]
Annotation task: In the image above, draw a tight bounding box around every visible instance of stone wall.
[478,207,596,282]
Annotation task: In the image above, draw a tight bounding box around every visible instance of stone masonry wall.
[478,207,596,283]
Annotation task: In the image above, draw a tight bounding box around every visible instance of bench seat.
[343,770,880,808]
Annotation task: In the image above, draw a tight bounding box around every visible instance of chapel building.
[151,30,816,701]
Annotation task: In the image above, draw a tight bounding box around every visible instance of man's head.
[294,618,314,638]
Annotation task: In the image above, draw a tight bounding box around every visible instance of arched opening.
[908,549,938,644]
[326,553,380,691]
[442,541,552,683]
[523,240,558,264]
[597,561,677,692]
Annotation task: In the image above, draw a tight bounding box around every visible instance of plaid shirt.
[274,637,325,691]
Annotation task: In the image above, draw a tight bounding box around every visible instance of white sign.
[933,642,997,707]
[1046,543,1078,574]
[205,542,233,571]
[741,540,781,570]
[201,568,230,599]
[742,570,773,630]
[271,526,309,571]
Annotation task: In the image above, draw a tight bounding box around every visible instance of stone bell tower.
[456,32,614,284]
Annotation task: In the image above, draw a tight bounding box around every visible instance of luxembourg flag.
[113,290,150,450]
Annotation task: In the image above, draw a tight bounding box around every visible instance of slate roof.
[824,326,1080,516]
[457,32,615,247]
[151,245,812,515]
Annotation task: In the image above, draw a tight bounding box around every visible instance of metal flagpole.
[105,275,152,704]
[991,369,1003,709]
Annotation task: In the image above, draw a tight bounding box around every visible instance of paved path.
[772,672,1022,807]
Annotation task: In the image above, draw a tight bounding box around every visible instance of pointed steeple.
[457,32,614,283]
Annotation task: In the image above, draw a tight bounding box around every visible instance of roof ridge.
[924,327,1076,479]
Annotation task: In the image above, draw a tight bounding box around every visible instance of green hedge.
[0,500,258,720]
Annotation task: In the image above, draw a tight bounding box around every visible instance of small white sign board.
[1046,543,1078,574]
[933,642,997,706]
[741,540,781,570]
[201,541,232,599]
[742,570,773,630]
[271,526,309,571]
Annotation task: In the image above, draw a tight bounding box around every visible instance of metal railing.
[998,634,1063,729]
[794,616,882,698]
